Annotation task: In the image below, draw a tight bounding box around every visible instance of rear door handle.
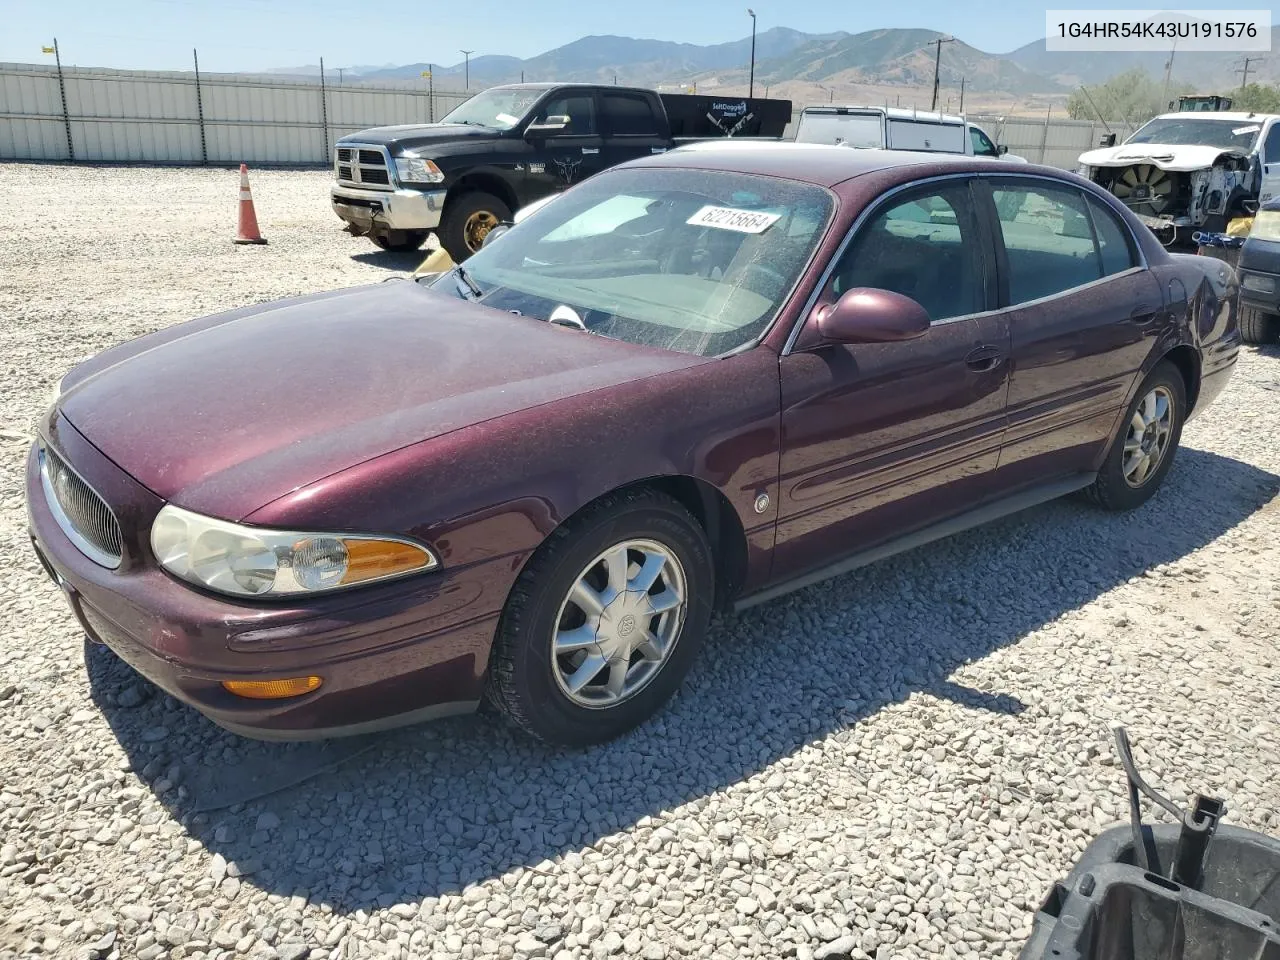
[1130,303,1159,321]
[965,344,1004,372]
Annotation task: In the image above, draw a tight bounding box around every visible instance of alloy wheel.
[463,211,499,252]
[1122,385,1174,488]
[551,539,687,709]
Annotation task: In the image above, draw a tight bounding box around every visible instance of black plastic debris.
[1019,725,1280,960]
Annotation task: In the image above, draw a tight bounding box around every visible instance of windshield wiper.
[453,265,484,300]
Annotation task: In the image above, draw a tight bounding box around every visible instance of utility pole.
[1162,40,1177,104]
[747,8,757,98]
[45,38,74,161]
[959,76,965,113]
[460,49,473,91]
[928,36,955,111]
[337,68,343,84]
[1239,56,1264,89]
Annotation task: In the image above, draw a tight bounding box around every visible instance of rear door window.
[991,182,1104,304]
[602,93,660,136]
[1086,195,1139,276]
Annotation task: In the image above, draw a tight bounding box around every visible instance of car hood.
[58,281,706,520]
[1078,143,1245,172]
[340,124,499,152]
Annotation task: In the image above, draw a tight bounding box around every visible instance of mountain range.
[269,25,1280,103]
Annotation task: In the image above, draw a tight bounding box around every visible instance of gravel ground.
[1,162,1279,960]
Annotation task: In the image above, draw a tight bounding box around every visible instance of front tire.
[487,489,714,746]
[1083,360,1185,511]
[1240,305,1280,345]
[439,191,512,262]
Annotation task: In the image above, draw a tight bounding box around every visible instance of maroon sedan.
[28,146,1239,745]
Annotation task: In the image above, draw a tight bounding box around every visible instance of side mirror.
[814,288,930,344]
[998,144,1009,155]
[1099,133,1117,148]
[481,223,511,248]
[525,115,570,137]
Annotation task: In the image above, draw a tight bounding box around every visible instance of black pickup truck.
[331,83,792,260]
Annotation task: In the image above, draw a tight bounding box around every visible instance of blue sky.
[2,0,1263,73]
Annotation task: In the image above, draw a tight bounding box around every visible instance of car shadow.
[349,250,428,272]
[85,447,1279,913]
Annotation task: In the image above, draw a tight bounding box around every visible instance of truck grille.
[39,444,123,569]
[335,143,393,191]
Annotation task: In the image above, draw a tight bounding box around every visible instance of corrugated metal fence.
[0,62,468,164]
[1,62,1142,171]
[965,114,1141,170]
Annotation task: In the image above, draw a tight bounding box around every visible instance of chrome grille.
[334,143,393,191]
[39,445,123,569]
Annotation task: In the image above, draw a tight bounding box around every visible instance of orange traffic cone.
[233,163,267,245]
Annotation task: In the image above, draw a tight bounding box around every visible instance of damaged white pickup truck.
[1078,111,1280,246]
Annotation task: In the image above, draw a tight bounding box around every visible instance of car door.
[1260,120,1280,204]
[599,90,669,167]
[522,91,609,200]
[773,177,1011,579]
[980,176,1162,487]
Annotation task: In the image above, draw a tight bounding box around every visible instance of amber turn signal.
[339,539,435,586]
[222,676,322,700]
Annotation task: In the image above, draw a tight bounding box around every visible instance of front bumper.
[26,417,503,740]
[330,185,447,233]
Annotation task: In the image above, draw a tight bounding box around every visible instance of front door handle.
[965,344,1004,372]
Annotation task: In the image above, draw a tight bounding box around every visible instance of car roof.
[1150,111,1279,122]
[801,105,969,125]
[631,141,1020,187]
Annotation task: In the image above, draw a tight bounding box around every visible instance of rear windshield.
[1126,117,1260,152]
[794,112,883,148]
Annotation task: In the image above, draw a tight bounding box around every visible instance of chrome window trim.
[334,142,396,191]
[38,444,122,570]
[780,169,1152,356]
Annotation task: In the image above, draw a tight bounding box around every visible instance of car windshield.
[432,167,834,357]
[1125,117,1260,152]
[439,87,545,131]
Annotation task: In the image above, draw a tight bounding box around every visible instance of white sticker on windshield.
[686,205,781,234]
[496,113,520,125]
[1233,125,1262,136]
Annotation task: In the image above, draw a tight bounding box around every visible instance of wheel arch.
[506,473,751,618]
[445,171,519,217]
[1161,343,1201,414]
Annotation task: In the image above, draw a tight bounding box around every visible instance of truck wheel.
[371,230,428,252]
[1240,306,1280,344]
[440,192,512,262]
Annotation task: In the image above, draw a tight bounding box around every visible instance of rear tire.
[371,230,428,252]
[486,489,714,746]
[1240,305,1280,345]
[1082,361,1185,512]
[439,191,511,263]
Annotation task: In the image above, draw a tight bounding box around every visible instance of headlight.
[150,504,439,598]
[394,155,445,184]
[1250,209,1280,242]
